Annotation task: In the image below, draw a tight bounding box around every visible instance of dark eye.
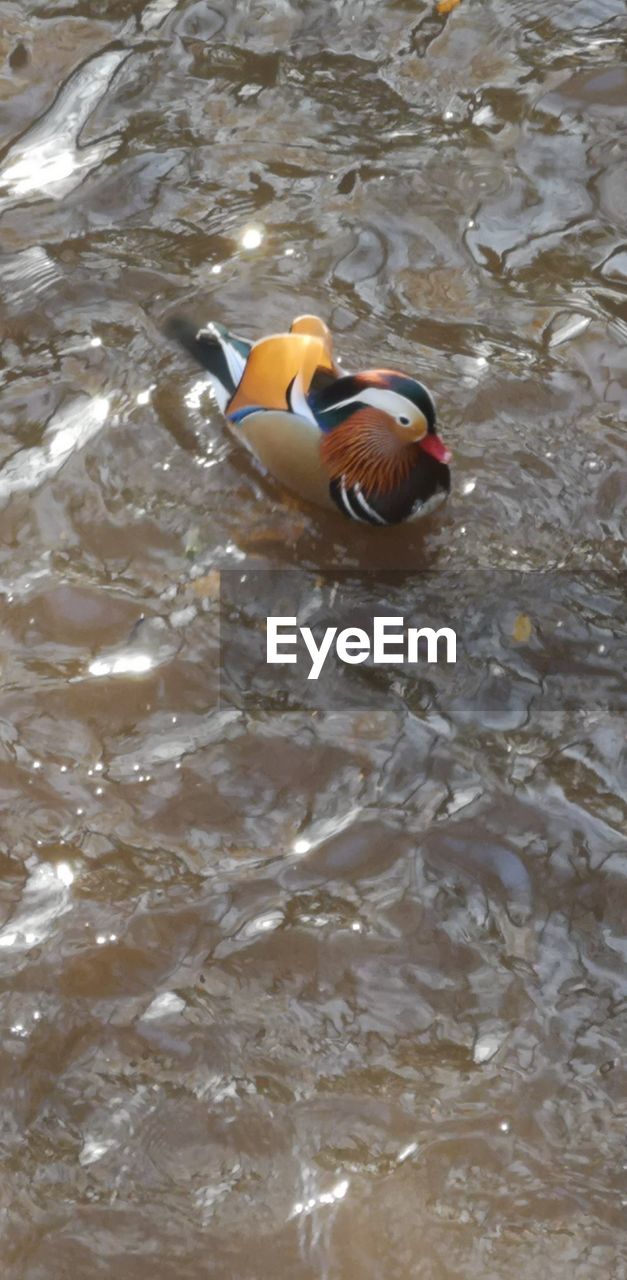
[398,415,411,426]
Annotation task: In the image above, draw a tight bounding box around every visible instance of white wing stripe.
[209,324,247,389]
[340,477,368,523]
[353,484,387,524]
[287,371,318,425]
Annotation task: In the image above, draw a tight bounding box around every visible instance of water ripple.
[0,49,128,203]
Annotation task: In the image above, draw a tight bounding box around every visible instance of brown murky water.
[1,0,626,1276]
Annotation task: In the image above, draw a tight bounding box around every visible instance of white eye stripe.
[323,386,428,424]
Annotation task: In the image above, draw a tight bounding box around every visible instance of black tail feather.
[164,315,236,398]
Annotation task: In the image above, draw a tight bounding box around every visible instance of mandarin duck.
[166,314,451,526]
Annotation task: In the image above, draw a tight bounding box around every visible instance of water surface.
[0,1,626,1276]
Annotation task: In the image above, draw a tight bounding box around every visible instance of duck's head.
[311,369,451,496]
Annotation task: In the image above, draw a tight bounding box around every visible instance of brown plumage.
[320,409,418,495]
[166,312,451,525]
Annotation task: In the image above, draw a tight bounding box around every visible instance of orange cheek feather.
[320,410,416,496]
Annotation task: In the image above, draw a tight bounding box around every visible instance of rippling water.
[1,1,626,1276]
